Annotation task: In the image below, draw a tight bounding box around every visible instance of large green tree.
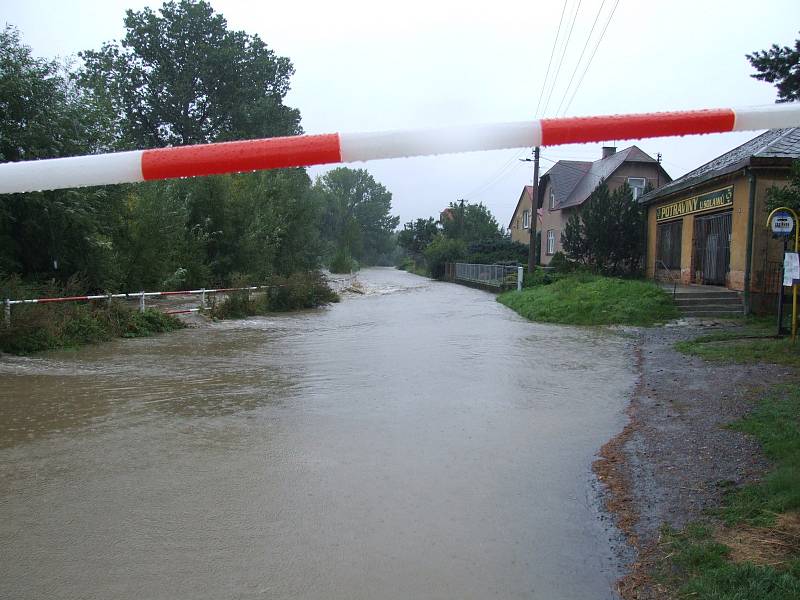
[397,217,439,261]
[316,168,399,266]
[440,200,503,244]
[79,0,300,148]
[747,33,800,103]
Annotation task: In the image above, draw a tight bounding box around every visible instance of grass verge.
[653,384,800,598]
[497,274,678,327]
[675,318,800,367]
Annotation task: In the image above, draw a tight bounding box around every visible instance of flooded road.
[0,268,634,599]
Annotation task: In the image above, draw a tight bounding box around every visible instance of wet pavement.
[0,268,635,599]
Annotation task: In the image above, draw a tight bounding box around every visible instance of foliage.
[440,200,503,244]
[397,217,439,261]
[465,238,529,265]
[79,0,300,148]
[329,248,356,274]
[315,167,399,266]
[765,160,800,214]
[548,250,580,273]
[0,295,183,354]
[497,274,678,326]
[561,181,646,275]
[423,235,467,279]
[208,271,338,318]
[522,267,556,288]
[747,33,800,103]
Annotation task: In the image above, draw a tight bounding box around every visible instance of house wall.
[541,161,666,265]
[509,191,533,245]
[645,171,790,309]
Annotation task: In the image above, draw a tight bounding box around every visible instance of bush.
[548,251,580,273]
[465,238,529,265]
[209,271,339,319]
[523,267,555,288]
[423,235,466,279]
[329,249,357,274]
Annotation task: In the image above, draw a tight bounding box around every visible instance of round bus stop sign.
[771,211,795,236]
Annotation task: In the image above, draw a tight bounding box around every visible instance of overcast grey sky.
[4,0,800,226]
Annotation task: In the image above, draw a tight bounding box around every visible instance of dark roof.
[539,145,666,210]
[639,127,800,204]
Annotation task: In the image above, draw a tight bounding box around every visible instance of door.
[693,212,732,285]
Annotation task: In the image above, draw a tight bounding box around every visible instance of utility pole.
[520,147,540,273]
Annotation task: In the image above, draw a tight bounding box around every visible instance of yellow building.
[640,128,800,312]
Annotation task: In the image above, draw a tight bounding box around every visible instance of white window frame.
[549,188,556,210]
[546,229,555,255]
[628,177,647,200]
[522,209,530,229]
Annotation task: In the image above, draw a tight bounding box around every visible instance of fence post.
[201,287,206,308]
[4,299,10,327]
[139,291,145,313]
[517,266,523,292]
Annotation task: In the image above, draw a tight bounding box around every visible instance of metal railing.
[454,263,523,291]
[654,259,680,298]
[3,285,272,327]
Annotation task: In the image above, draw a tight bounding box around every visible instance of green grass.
[675,318,800,367]
[655,385,800,598]
[721,385,800,526]
[496,274,679,326]
[659,523,800,599]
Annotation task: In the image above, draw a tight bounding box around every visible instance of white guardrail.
[454,263,523,291]
[2,285,271,327]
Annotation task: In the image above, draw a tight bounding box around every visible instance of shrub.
[423,235,467,279]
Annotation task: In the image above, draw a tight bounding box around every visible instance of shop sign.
[656,186,734,221]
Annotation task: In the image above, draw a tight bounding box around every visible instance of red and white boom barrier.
[1,103,799,194]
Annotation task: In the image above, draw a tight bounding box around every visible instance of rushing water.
[0,268,634,599]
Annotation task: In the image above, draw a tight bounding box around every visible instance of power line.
[554,0,607,116]
[541,0,582,117]
[462,149,527,200]
[561,0,621,116]
[534,0,569,118]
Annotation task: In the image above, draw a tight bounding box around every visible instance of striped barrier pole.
[1,104,799,194]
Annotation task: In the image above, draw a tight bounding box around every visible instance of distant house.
[640,127,800,312]
[533,146,671,265]
[508,185,542,245]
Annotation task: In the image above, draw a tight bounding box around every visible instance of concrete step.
[673,292,741,301]
[676,297,742,307]
[680,307,743,317]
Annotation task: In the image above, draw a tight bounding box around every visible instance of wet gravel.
[628,323,790,544]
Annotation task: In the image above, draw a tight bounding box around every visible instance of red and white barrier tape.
[1,103,799,194]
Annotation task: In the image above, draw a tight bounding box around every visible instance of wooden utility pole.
[523,147,541,273]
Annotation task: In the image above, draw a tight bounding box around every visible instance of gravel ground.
[595,320,798,598]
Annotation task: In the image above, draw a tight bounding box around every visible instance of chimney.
[602,146,616,159]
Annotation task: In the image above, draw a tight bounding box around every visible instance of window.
[656,220,682,270]
[628,177,647,200]
[546,229,555,255]
[522,209,530,229]
[549,188,556,210]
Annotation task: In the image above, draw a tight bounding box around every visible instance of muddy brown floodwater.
[0,268,635,599]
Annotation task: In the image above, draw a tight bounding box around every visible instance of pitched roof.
[508,185,543,228]
[639,127,800,204]
[540,145,664,210]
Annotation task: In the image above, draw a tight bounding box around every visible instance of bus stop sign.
[771,211,795,236]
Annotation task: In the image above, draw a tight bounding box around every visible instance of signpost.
[767,207,799,342]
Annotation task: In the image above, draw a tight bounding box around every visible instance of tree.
[397,218,439,261]
[561,181,645,274]
[747,33,800,103]
[440,200,502,244]
[765,160,800,213]
[316,167,399,266]
[423,235,466,279]
[79,0,300,148]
